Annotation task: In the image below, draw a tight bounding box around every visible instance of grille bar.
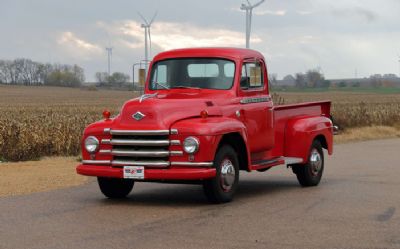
[104,128,171,136]
[112,160,170,167]
[102,139,170,146]
[102,128,181,168]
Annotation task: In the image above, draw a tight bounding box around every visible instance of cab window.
[240,62,264,89]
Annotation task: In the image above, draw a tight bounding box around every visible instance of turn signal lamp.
[103,110,111,120]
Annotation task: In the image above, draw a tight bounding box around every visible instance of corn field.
[1,85,399,162]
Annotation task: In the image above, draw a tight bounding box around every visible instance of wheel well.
[314,135,328,150]
[218,133,248,171]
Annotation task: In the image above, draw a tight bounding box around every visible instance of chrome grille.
[101,129,181,168]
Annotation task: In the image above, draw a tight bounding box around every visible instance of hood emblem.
[132,111,145,121]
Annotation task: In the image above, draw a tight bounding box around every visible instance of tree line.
[0,58,85,87]
[95,72,130,88]
[295,70,330,88]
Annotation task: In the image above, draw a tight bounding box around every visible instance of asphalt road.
[1,139,400,249]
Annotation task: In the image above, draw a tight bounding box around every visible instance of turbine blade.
[149,11,158,25]
[137,12,149,25]
[252,0,265,8]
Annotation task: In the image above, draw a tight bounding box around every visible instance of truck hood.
[113,92,224,130]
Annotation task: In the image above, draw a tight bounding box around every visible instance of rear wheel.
[203,145,239,203]
[292,140,324,187]
[97,177,134,199]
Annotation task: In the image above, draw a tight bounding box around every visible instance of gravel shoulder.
[0,157,87,197]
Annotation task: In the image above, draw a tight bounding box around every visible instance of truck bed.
[271,101,332,158]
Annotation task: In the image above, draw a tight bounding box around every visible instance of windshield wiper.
[154,82,170,90]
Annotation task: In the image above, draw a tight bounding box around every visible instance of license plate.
[123,166,144,179]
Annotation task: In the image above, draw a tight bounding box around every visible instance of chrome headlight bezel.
[183,136,200,154]
[84,136,99,154]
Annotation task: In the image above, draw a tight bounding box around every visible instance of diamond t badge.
[132,111,145,121]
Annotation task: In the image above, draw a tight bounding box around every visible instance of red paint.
[76,164,216,180]
[77,48,333,182]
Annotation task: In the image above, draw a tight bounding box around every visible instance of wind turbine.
[138,11,157,75]
[240,0,265,49]
[105,47,113,76]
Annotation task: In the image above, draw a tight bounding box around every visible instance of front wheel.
[292,140,324,187]
[203,145,239,203]
[97,177,134,199]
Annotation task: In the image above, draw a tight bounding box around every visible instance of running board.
[250,157,303,171]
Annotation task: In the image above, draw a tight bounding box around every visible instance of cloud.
[296,10,313,16]
[231,7,286,16]
[98,20,261,51]
[331,7,377,22]
[57,31,102,57]
[254,9,286,16]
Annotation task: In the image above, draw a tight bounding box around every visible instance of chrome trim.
[240,96,271,104]
[112,160,169,167]
[104,129,170,136]
[284,157,303,165]
[170,151,184,156]
[104,128,179,136]
[139,93,158,103]
[99,149,183,157]
[132,111,145,121]
[99,149,112,154]
[111,150,170,157]
[170,162,213,167]
[170,140,181,145]
[333,125,339,135]
[101,139,170,146]
[82,160,111,165]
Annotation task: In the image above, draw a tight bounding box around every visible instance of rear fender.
[285,116,333,163]
[171,117,251,167]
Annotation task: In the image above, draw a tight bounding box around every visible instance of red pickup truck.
[77,48,333,203]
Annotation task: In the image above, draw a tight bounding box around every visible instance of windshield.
[149,58,235,90]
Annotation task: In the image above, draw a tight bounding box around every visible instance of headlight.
[85,136,99,154]
[183,137,199,154]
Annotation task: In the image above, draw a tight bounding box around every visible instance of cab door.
[238,59,274,153]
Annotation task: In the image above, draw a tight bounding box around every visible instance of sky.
[1,0,400,81]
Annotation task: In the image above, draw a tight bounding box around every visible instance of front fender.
[285,116,333,162]
[171,117,249,165]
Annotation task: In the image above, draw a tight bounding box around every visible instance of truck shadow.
[98,177,302,207]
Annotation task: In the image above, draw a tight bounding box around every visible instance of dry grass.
[334,126,400,144]
[1,85,399,162]
[0,85,136,161]
[278,91,400,129]
[0,157,88,197]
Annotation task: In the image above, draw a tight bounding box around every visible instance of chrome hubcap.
[220,158,236,192]
[310,148,322,176]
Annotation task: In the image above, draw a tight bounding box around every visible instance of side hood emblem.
[132,111,145,121]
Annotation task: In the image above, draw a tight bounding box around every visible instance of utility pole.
[241,0,265,48]
[105,47,113,76]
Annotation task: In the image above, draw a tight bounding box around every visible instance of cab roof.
[153,47,264,62]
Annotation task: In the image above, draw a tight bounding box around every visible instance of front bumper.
[76,164,216,180]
